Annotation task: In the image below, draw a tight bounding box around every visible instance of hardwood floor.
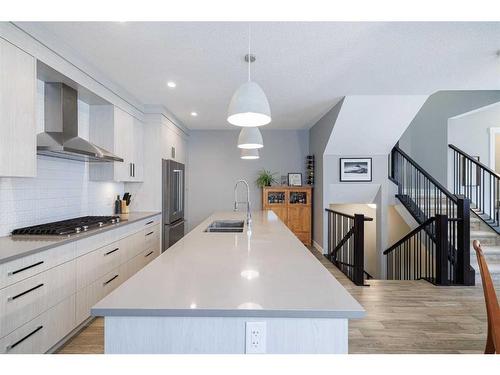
[57,318,104,354]
[311,248,489,354]
[56,248,491,354]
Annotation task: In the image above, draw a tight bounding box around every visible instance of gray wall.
[308,99,344,247]
[187,129,309,229]
[399,91,500,185]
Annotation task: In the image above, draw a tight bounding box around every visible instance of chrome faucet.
[234,179,252,224]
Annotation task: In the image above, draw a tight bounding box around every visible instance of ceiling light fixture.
[190,112,198,117]
[167,81,176,88]
[227,25,271,127]
[237,127,263,149]
[240,148,259,160]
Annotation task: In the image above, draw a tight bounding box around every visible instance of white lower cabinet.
[0,243,76,290]
[75,263,127,325]
[0,295,75,354]
[126,242,161,279]
[0,214,161,354]
[76,240,127,291]
[0,260,76,338]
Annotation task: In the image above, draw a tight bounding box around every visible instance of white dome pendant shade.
[240,148,259,160]
[227,81,271,127]
[237,127,263,149]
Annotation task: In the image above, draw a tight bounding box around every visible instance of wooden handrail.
[392,146,458,203]
[473,240,500,354]
[383,217,435,255]
[449,144,500,179]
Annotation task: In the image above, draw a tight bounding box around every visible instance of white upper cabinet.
[132,117,144,181]
[0,38,36,177]
[161,119,187,165]
[89,105,144,182]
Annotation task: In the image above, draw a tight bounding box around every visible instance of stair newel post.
[353,214,365,286]
[390,147,395,180]
[456,196,474,285]
[435,214,449,285]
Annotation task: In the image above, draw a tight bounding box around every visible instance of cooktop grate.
[11,216,120,236]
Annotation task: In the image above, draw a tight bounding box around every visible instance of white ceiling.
[16,22,500,130]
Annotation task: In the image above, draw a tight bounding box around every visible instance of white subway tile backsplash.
[0,156,124,236]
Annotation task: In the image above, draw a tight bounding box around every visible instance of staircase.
[387,145,475,285]
[448,144,500,286]
[386,144,500,287]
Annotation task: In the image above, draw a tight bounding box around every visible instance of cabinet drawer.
[75,264,127,325]
[144,224,160,249]
[126,244,160,279]
[142,215,161,229]
[0,295,75,354]
[0,243,75,290]
[125,231,146,260]
[0,260,75,338]
[76,231,114,258]
[76,239,127,291]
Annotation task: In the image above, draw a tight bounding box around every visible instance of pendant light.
[240,148,259,160]
[227,25,271,127]
[237,127,263,149]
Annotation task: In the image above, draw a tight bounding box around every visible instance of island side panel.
[104,316,348,354]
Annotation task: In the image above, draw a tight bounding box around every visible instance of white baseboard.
[312,240,324,254]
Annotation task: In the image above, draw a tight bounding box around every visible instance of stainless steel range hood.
[37,83,123,162]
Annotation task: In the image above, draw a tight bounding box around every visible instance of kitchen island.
[92,210,365,354]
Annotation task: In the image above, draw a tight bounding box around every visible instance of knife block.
[121,200,129,214]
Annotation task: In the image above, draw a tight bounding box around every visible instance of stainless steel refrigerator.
[162,159,185,252]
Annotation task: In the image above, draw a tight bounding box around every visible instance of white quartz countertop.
[92,211,365,319]
[0,212,161,264]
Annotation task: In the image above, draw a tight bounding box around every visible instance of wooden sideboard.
[262,186,312,246]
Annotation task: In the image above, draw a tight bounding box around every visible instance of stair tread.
[471,245,500,254]
[471,263,500,273]
[470,230,499,238]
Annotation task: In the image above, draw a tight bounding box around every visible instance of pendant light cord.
[248,23,251,82]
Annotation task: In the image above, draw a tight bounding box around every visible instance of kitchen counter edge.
[0,212,161,264]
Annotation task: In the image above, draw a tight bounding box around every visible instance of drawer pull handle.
[8,261,44,276]
[103,274,119,286]
[145,231,154,236]
[146,221,154,225]
[145,251,154,258]
[104,248,119,256]
[8,283,44,302]
[6,325,44,352]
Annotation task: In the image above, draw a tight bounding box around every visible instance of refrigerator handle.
[178,169,183,212]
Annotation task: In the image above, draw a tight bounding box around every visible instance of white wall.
[447,101,500,188]
[325,95,428,155]
[0,81,124,236]
[187,129,309,230]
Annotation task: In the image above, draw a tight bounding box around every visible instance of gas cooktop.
[11,216,121,236]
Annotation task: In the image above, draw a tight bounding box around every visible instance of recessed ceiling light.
[190,112,198,117]
[167,81,176,88]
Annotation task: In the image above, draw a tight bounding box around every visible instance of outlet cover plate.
[245,321,267,354]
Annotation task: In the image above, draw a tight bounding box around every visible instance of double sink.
[204,220,245,233]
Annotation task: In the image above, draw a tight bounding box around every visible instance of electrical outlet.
[245,321,266,354]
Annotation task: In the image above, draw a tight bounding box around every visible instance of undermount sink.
[205,220,245,233]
